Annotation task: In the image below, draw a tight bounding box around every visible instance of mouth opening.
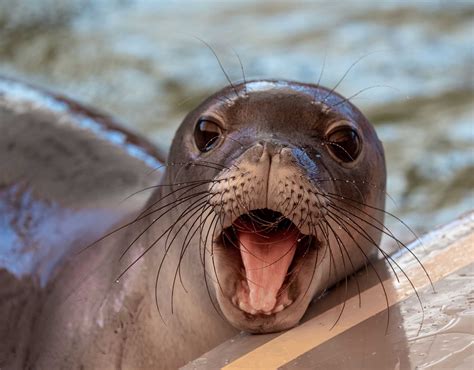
[221,208,316,316]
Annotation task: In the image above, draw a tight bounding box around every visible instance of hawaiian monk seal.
[1,78,386,368]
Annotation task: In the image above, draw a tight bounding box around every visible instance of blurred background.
[0,0,472,240]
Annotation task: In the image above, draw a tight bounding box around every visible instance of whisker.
[117,195,212,283]
[323,50,386,102]
[325,195,433,290]
[171,203,212,311]
[232,47,247,86]
[316,51,327,87]
[120,192,213,261]
[331,85,400,107]
[324,211,392,334]
[194,37,238,98]
[325,192,422,248]
[318,219,350,329]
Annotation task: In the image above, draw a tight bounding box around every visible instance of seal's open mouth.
[220,209,316,316]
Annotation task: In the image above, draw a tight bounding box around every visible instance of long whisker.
[325,192,423,248]
[324,211,392,333]
[170,203,212,312]
[119,191,211,261]
[331,85,400,107]
[328,206,427,334]
[194,37,238,97]
[117,194,212,283]
[232,47,246,86]
[319,219,350,330]
[316,51,327,87]
[323,50,386,102]
[325,195,433,289]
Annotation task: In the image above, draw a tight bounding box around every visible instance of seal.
[1,78,386,369]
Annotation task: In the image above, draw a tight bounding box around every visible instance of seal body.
[0,77,165,368]
[0,78,386,368]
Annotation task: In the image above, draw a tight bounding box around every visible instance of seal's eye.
[194,119,223,152]
[327,127,361,162]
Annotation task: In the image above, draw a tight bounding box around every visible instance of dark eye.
[194,119,223,152]
[326,127,361,162]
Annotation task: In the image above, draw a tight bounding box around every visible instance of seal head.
[163,80,386,333]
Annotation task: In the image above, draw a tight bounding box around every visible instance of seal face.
[163,80,386,333]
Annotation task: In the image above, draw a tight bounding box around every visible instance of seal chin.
[212,208,322,333]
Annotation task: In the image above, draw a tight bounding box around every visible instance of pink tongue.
[237,224,298,313]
